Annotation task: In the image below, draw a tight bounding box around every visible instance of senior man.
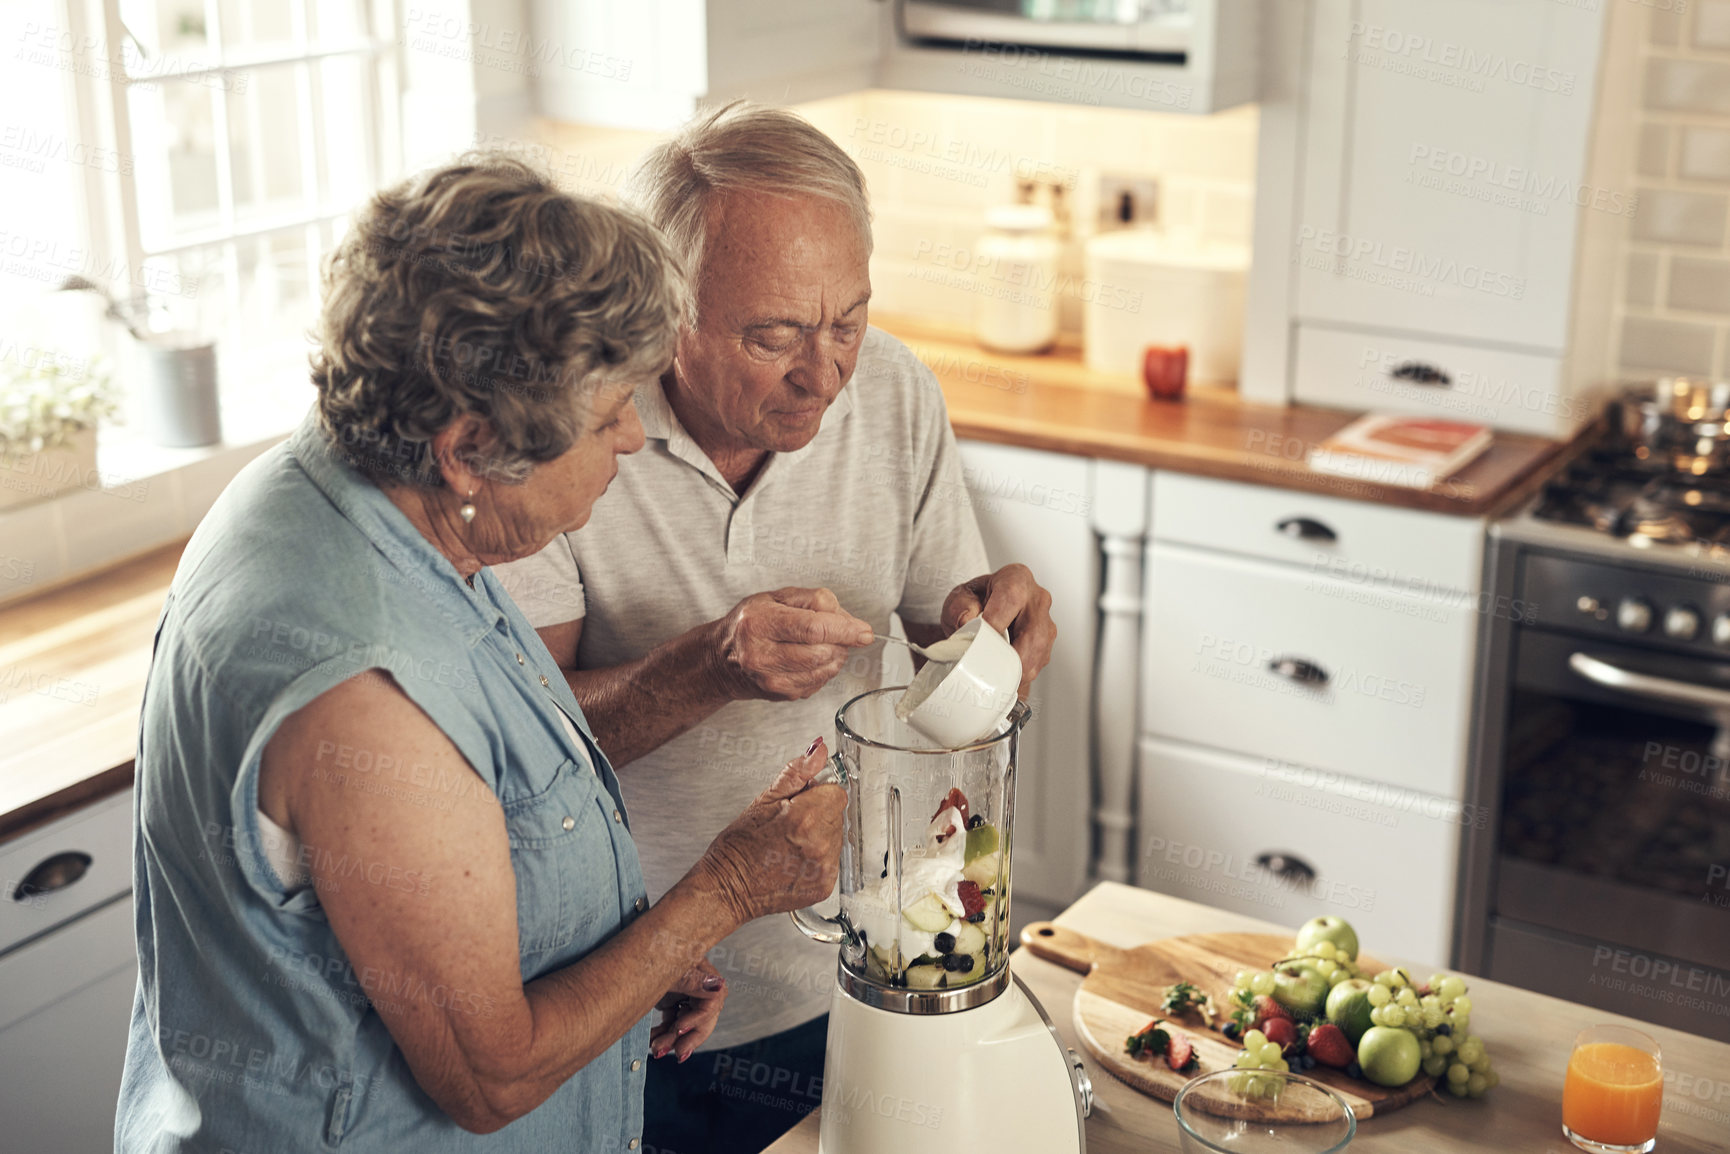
[496,102,1057,1154]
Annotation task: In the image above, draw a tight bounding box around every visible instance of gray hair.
[629,101,872,323]
[312,151,686,488]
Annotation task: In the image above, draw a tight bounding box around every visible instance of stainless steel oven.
[1463,452,1730,1043]
[901,0,1199,59]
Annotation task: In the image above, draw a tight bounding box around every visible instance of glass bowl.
[1173,1070,1357,1154]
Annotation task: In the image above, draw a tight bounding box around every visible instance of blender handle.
[790,753,853,946]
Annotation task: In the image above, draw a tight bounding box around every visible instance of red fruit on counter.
[956,880,986,918]
[1164,1028,1197,1073]
[1263,1017,1297,1053]
[1253,995,1293,1027]
[1143,345,1189,401]
[931,787,970,827]
[1306,1024,1355,1069]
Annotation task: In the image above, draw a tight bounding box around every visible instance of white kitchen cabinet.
[1296,0,1604,350]
[0,895,136,1154]
[1141,540,1478,800]
[1243,0,1625,435]
[957,440,1099,922]
[530,0,881,130]
[1135,735,1459,965]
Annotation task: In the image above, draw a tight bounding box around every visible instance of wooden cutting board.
[1018,924,1437,1118]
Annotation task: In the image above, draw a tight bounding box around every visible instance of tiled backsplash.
[1619,5,1730,377]
[530,89,1258,337]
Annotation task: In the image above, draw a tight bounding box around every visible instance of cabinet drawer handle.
[1267,657,1329,687]
[1255,852,1316,883]
[12,851,93,901]
[1275,517,1337,543]
[1390,361,1452,387]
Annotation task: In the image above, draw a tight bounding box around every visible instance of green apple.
[1270,960,1329,1016]
[902,893,953,933]
[1325,979,1376,1045]
[1295,915,1359,962]
[1357,1026,1422,1087]
[964,822,1000,862]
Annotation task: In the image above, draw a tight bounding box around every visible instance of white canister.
[973,204,1060,355]
[1082,230,1249,386]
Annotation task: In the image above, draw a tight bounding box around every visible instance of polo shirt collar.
[287,412,506,644]
[635,372,856,489]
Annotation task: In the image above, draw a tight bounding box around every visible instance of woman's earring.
[459,489,477,525]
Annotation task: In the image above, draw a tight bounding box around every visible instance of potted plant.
[0,348,117,510]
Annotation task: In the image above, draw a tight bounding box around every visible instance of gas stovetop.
[1497,444,1730,575]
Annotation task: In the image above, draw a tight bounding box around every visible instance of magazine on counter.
[1307,414,1492,489]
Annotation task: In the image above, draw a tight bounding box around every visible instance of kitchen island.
[764,882,1729,1153]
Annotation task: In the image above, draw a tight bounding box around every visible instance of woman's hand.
[695,738,846,926]
[649,960,727,1063]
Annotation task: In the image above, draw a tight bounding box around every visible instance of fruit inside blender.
[843,785,1007,989]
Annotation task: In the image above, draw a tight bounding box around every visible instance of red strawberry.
[956,880,986,918]
[931,787,970,826]
[1306,1024,1354,1069]
[1165,1027,1197,1073]
[1253,996,1293,1027]
[1263,1017,1297,1052]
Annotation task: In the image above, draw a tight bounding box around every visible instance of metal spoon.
[872,632,941,660]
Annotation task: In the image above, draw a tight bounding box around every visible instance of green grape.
[1311,940,1336,959]
[1389,969,1409,989]
[1270,1058,1289,1072]
[1446,1080,1469,1098]
[1438,977,1467,1001]
[1422,1054,1448,1078]
[1328,969,1352,987]
[1423,1007,1444,1030]
[1433,1035,1454,1057]
[1244,1029,1266,1050]
[1447,1062,1470,1086]
[1252,973,1276,997]
[1373,971,1394,988]
[1317,959,1338,978]
[1236,970,1253,989]
[1396,989,1419,1009]
[1467,1078,1488,1099]
[1420,994,1441,1011]
[1452,995,1473,1016]
[1381,1006,1406,1028]
[1419,1040,1433,1060]
[1259,1043,1283,1064]
[1367,985,1392,1007]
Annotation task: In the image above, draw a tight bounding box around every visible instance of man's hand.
[937,564,1056,698]
[705,587,876,703]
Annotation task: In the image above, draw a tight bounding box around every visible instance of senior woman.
[114,154,848,1152]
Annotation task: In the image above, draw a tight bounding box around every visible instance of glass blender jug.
[794,687,1031,1004]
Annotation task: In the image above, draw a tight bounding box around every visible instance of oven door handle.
[1567,651,1730,710]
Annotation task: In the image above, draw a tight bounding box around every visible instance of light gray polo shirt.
[494,326,989,1049]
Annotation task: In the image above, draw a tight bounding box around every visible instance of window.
[85,0,399,360]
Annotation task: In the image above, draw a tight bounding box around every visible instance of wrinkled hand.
[707,588,875,703]
[649,960,728,1063]
[697,738,846,927]
[942,564,1057,698]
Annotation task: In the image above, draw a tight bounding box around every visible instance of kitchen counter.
[878,314,1585,518]
[765,881,1728,1153]
[0,538,184,842]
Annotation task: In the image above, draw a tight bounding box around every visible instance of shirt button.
[631,1059,642,1072]
[516,653,525,665]
[629,1141,640,1151]
[634,896,647,912]
[613,809,623,823]
[562,816,576,831]
[540,675,550,687]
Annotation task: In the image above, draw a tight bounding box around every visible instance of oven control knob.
[1665,606,1701,641]
[1714,614,1730,648]
[1616,598,1653,633]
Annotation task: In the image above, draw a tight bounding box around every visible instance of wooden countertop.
[765,882,1728,1154]
[0,538,185,842]
[880,315,1582,518]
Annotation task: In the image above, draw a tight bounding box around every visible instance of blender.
[792,687,1092,1153]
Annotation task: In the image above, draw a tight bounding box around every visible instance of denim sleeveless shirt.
[115,414,653,1152]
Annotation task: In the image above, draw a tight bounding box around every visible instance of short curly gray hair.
[629,101,872,324]
[312,152,686,487]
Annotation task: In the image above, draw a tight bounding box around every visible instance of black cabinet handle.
[1390,361,1452,387]
[1276,517,1337,543]
[1267,657,1330,687]
[12,851,92,901]
[1255,852,1317,883]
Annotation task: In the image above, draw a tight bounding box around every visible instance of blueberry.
[1435,1024,1452,1037]
[933,932,955,955]
[1222,1023,1239,1041]
[1302,1056,1316,1070]
[967,814,985,829]
[966,911,985,923]
[942,953,965,972]
[955,954,975,973]
[1346,1062,1362,1080]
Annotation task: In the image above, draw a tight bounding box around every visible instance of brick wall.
[1620,3,1730,377]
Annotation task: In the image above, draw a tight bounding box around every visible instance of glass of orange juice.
[1562,1025,1663,1153]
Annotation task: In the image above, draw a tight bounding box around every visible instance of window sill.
[0,345,313,609]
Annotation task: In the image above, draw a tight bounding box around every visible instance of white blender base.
[816,973,1087,1154]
